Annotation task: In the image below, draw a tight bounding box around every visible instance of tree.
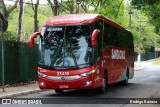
[0,0,19,31]
[95,0,126,25]
[126,5,159,56]
[47,0,77,15]
[17,0,24,41]
[31,0,40,32]
[74,0,102,13]
[0,0,19,19]
[47,0,58,16]
[115,0,124,19]
[131,0,160,34]
[0,13,8,32]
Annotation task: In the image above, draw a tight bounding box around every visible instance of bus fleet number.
[57,72,69,76]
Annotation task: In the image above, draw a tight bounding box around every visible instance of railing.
[0,41,38,84]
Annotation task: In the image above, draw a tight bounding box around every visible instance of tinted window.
[94,20,103,61]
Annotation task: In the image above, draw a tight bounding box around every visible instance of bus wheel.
[55,89,64,93]
[96,73,107,94]
[121,70,129,85]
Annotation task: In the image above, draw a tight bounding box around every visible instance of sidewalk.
[0,83,43,98]
[134,66,144,71]
[134,61,153,71]
[134,62,144,71]
[134,64,145,71]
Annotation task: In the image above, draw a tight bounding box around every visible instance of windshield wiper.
[38,63,54,70]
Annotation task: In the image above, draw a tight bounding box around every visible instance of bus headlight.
[38,72,48,78]
[79,69,96,77]
[40,82,45,87]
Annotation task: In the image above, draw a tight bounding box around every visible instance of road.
[1,61,160,107]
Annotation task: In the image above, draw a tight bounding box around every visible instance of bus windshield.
[38,25,93,70]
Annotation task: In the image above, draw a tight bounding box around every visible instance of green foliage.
[3,0,160,55]
[131,0,160,34]
[92,1,159,54]
[127,6,159,54]
[153,61,160,65]
[5,5,52,42]
[94,0,128,27]
[3,31,16,40]
[3,8,18,41]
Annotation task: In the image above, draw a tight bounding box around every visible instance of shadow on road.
[44,83,140,98]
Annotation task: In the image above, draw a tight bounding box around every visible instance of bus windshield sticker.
[47,27,63,31]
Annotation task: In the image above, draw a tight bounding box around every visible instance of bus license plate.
[59,85,69,88]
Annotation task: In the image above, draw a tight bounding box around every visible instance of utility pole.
[1,23,4,92]
[137,20,148,66]
[0,5,5,92]
[0,19,5,92]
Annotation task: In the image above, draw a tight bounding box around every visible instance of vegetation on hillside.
[0,0,159,55]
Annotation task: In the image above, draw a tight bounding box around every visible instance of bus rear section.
[29,14,134,94]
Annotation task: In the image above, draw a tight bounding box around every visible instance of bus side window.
[103,23,113,49]
[112,27,119,47]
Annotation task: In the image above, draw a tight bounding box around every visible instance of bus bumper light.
[40,82,45,87]
[84,81,92,86]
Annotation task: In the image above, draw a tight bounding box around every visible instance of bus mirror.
[29,32,41,48]
[91,29,100,46]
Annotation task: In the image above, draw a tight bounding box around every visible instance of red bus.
[29,14,134,94]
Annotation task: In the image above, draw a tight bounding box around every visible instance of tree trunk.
[47,0,58,16]
[34,0,39,32]
[115,0,123,20]
[47,0,54,15]
[53,0,58,16]
[70,1,74,14]
[17,0,24,41]
[0,0,19,31]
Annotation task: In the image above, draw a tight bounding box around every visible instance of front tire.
[121,70,129,85]
[96,73,107,94]
[55,89,64,93]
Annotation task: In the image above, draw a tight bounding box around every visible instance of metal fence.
[134,52,155,61]
[0,41,38,84]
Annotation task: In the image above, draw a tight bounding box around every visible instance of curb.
[134,67,145,71]
[0,89,47,98]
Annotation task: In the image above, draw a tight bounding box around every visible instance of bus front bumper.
[38,74,96,89]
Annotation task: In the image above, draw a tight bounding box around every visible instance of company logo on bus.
[111,49,125,59]
[61,77,66,81]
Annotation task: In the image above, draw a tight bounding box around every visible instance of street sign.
[155,48,160,51]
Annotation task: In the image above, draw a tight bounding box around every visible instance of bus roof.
[43,14,126,30]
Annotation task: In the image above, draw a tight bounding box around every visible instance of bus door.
[93,19,105,86]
